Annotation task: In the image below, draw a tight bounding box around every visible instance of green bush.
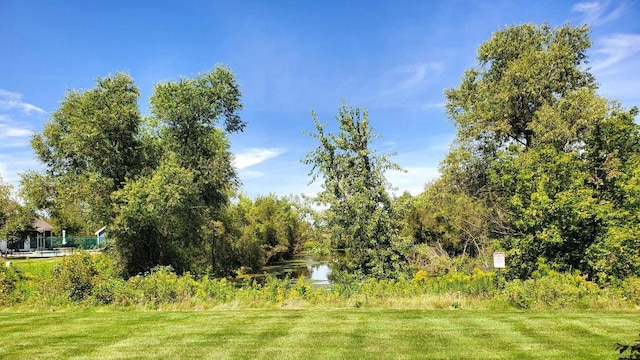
[621,277,640,306]
[195,276,237,303]
[93,251,125,279]
[92,278,125,305]
[502,265,605,309]
[120,266,200,307]
[0,262,25,305]
[260,275,292,303]
[52,251,98,301]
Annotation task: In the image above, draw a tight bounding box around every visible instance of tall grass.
[2,252,639,310]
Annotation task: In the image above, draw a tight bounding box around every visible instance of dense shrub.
[93,250,125,279]
[114,266,200,307]
[196,276,239,303]
[0,262,24,305]
[52,251,98,301]
[92,277,125,305]
[414,268,498,297]
[621,277,640,306]
[503,269,607,309]
[4,254,640,309]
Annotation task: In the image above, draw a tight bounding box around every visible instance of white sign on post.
[493,252,505,268]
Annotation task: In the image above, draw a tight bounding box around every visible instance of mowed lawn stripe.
[0,310,638,359]
[224,311,300,359]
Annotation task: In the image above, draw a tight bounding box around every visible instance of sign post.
[493,252,505,288]
[493,252,505,268]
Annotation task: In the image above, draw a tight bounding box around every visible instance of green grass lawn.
[0,309,638,359]
[8,256,62,280]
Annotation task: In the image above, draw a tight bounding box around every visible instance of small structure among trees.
[32,218,54,250]
[95,226,107,246]
[0,218,53,253]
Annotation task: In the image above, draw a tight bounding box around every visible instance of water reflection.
[309,263,331,285]
[261,253,332,285]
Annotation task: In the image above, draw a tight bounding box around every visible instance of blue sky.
[1,0,639,198]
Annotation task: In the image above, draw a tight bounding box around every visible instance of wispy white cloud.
[573,2,640,105]
[238,162,322,199]
[591,33,640,72]
[382,62,444,96]
[0,111,36,149]
[596,75,640,103]
[572,1,626,26]
[366,62,446,111]
[0,89,46,114]
[0,123,32,139]
[232,147,286,169]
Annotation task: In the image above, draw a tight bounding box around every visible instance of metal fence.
[42,236,106,250]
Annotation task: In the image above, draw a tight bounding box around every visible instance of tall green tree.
[0,176,12,224]
[304,103,407,280]
[112,66,244,276]
[26,72,143,233]
[0,177,35,249]
[443,23,595,203]
[151,66,242,221]
[110,153,201,275]
[445,23,594,151]
[27,66,248,276]
[582,105,640,282]
[442,23,640,282]
[486,93,640,282]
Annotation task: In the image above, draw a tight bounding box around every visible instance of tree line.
[398,23,640,283]
[1,23,639,284]
[2,66,309,277]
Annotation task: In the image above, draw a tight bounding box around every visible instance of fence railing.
[42,236,107,250]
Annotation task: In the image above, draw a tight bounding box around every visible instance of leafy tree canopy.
[0,176,35,248]
[27,66,246,276]
[441,23,640,283]
[304,103,408,280]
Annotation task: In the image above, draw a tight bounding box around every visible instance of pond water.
[261,253,332,286]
